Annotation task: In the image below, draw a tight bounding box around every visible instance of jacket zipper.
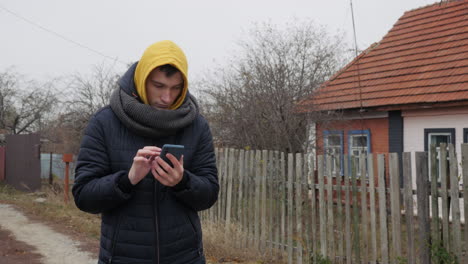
[153,178,160,264]
[108,214,123,264]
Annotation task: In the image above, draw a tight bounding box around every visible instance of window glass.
[350,133,369,178]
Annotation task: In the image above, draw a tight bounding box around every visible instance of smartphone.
[160,144,185,167]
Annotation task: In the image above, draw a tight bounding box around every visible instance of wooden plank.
[309,153,318,261]
[255,150,261,249]
[216,148,223,222]
[389,153,402,260]
[403,153,415,264]
[296,153,303,263]
[462,144,468,259]
[274,151,280,252]
[351,156,361,262]
[269,151,274,253]
[415,152,430,264]
[360,153,368,264]
[288,153,294,264]
[280,152,286,251]
[449,144,461,261]
[367,154,377,264]
[440,143,450,250]
[344,156,352,264]
[429,144,440,243]
[326,155,335,261]
[261,150,268,251]
[222,148,229,221]
[238,149,245,247]
[303,153,311,262]
[318,155,327,256]
[225,149,235,229]
[213,148,219,222]
[244,150,251,246]
[335,156,344,264]
[378,154,389,264]
[244,150,252,246]
[250,150,256,247]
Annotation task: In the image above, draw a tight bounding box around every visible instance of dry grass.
[0,181,101,239]
[203,220,286,263]
[0,181,285,263]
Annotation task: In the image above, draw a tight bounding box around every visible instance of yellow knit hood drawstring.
[134,40,188,110]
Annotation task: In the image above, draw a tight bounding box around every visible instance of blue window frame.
[323,130,344,176]
[348,130,371,178]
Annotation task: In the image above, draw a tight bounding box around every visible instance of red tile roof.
[297,0,468,112]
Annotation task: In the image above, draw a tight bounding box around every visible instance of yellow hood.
[134,40,188,110]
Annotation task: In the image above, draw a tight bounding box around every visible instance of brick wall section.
[316,117,389,155]
[316,117,390,184]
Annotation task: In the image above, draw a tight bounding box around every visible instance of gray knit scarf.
[110,88,199,138]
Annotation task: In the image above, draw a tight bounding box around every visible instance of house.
[297,0,468,185]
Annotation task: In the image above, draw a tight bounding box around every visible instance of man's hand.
[151,154,184,187]
[128,146,161,185]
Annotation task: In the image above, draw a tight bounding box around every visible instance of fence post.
[440,143,450,250]
[238,149,245,248]
[351,156,360,262]
[295,153,303,263]
[287,153,294,264]
[360,153,368,264]
[62,154,73,203]
[389,153,402,260]
[255,150,261,250]
[403,152,415,264]
[415,151,430,264]
[378,154,389,264]
[462,144,468,258]
[448,144,461,261]
[318,155,327,257]
[367,154,377,264]
[261,150,268,251]
[326,155,335,261]
[225,149,234,232]
[429,145,440,243]
[344,156,352,264]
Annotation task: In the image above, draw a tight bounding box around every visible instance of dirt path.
[0,204,96,264]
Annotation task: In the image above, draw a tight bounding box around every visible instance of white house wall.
[403,107,468,222]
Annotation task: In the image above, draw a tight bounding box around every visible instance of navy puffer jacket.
[72,66,219,264]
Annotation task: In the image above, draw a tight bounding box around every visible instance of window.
[424,128,455,183]
[464,128,468,143]
[324,131,343,176]
[348,130,371,178]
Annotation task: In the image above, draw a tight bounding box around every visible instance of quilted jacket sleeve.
[72,113,132,214]
[172,118,219,211]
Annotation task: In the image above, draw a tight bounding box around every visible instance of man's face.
[145,67,183,110]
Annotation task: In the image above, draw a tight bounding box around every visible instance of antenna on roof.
[350,0,365,114]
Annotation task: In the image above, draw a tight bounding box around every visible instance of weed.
[309,253,331,264]
[430,239,458,264]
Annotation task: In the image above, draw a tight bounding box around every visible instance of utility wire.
[0,4,127,65]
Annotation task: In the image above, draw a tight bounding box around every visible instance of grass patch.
[0,181,100,239]
[0,182,282,263]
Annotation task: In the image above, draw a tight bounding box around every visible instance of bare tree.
[0,69,57,134]
[45,63,121,153]
[65,63,120,133]
[198,20,349,153]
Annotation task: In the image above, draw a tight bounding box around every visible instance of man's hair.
[158,64,180,77]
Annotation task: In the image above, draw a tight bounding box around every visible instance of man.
[72,40,219,264]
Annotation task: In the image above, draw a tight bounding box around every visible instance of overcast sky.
[1,0,436,84]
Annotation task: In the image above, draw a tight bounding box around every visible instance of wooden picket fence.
[200,144,468,264]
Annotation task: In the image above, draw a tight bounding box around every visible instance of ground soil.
[0,227,43,264]
[0,204,97,264]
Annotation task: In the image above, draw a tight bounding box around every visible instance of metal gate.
[5,133,41,191]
